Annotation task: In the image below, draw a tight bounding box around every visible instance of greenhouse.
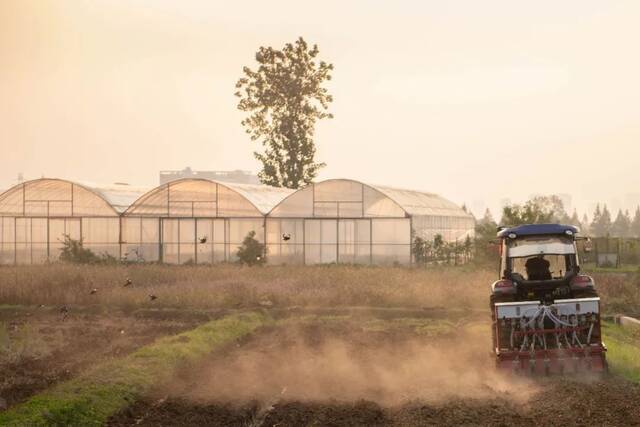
[121,179,293,264]
[0,177,474,266]
[0,179,147,264]
[266,179,475,265]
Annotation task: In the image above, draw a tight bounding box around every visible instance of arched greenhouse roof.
[123,178,294,217]
[0,178,148,217]
[373,185,474,218]
[267,178,473,219]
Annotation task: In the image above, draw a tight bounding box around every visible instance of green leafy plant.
[413,236,428,264]
[58,235,118,264]
[236,231,266,266]
[59,235,102,264]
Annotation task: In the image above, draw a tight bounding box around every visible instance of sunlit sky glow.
[2,0,640,218]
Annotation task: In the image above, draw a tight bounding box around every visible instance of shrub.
[236,231,266,266]
[413,237,428,264]
[59,235,102,264]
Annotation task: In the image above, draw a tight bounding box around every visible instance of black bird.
[149,294,158,301]
[124,278,132,287]
[90,288,98,295]
[199,236,208,244]
[282,233,291,241]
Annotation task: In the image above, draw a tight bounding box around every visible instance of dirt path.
[108,320,640,426]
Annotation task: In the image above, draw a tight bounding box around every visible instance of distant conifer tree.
[611,209,631,237]
[631,207,640,238]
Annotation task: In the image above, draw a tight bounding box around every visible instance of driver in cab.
[525,255,552,280]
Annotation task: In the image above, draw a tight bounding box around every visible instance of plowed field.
[108,318,640,426]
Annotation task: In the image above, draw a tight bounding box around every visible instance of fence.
[578,237,640,268]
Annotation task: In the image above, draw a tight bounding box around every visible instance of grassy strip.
[0,311,271,426]
[603,321,640,382]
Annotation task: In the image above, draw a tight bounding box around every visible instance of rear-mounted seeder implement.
[490,224,607,375]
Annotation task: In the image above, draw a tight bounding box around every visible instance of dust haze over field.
[168,322,537,407]
[113,317,640,426]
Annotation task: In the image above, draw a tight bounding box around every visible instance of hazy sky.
[2,0,640,218]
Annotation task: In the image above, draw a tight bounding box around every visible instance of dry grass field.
[0,264,493,312]
[1,263,638,314]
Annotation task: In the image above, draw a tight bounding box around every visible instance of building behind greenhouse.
[0,177,474,265]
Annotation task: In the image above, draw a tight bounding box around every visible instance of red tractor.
[490,224,607,374]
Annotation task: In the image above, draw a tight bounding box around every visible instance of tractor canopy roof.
[497,224,579,239]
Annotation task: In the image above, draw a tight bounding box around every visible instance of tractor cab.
[492,224,596,303]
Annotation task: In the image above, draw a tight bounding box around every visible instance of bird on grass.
[282,233,291,241]
[60,306,69,321]
[149,294,158,301]
[199,236,208,244]
[124,278,132,287]
[90,288,98,295]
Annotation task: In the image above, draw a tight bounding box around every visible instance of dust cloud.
[171,322,538,407]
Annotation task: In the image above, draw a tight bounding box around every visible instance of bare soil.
[108,320,640,426]
[0,307,207,409]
